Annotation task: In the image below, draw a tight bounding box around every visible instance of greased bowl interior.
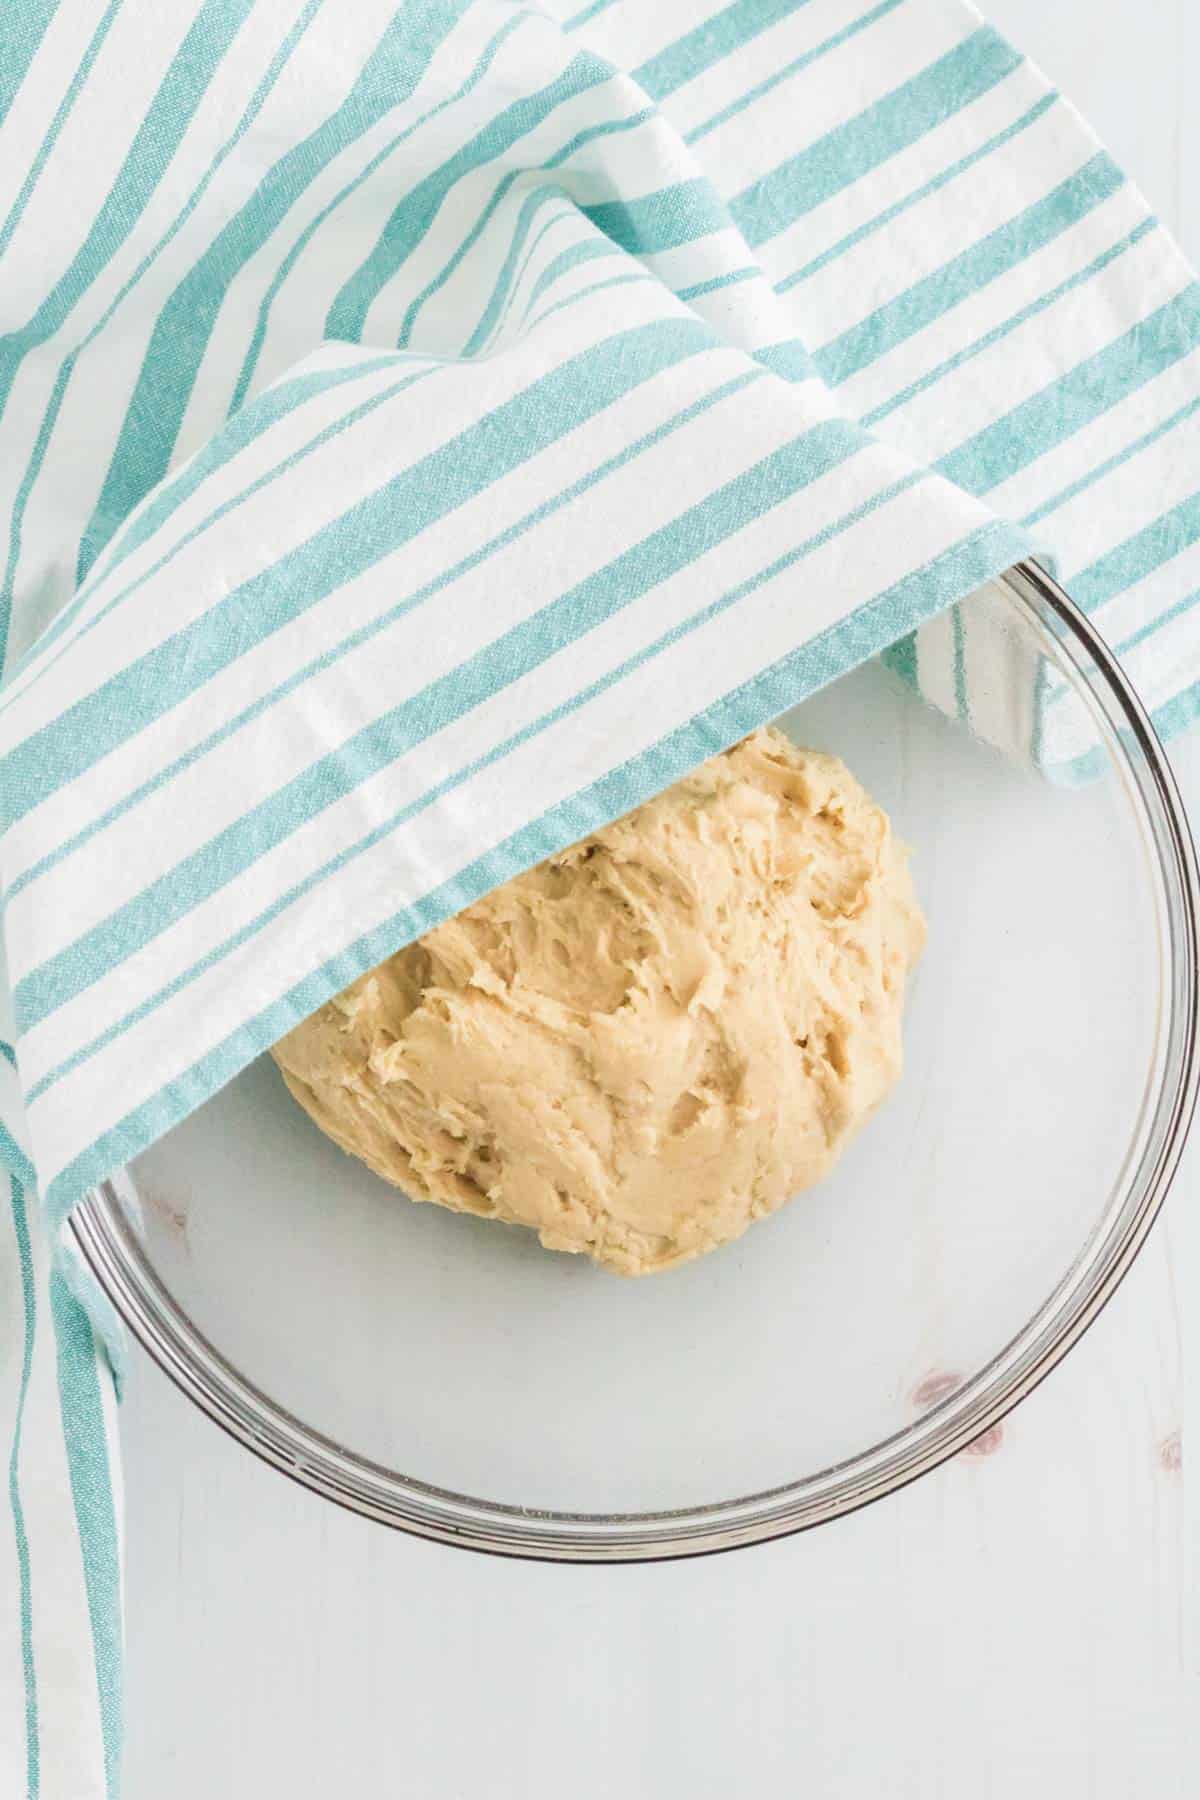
[72,563,1199,1559]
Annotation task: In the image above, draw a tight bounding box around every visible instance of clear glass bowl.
[70,561,1199,1560]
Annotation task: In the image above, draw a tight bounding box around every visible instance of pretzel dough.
[273,729,924,1274]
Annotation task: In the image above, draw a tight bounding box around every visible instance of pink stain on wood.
[911,1370,961,1410]
[911,1372,1005,1458]
[1160,1431,1182,1474]
[961,1422,1004,1459]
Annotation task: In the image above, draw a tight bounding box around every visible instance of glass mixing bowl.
[69,560,1199,1560]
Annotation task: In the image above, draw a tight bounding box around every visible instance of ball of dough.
[272,729,924,1275]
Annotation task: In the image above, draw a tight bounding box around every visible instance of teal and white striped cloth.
[4,0,1200,1789]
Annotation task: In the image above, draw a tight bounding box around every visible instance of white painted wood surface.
[120,7,1200,1793]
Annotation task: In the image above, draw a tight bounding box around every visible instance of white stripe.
[914,603,958,719]
[683,272,793,352]
[959,579,1039,753]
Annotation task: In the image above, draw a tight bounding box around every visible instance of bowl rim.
[68,557,1200,1562]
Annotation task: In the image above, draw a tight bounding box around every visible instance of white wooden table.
[120,7,1200,1793]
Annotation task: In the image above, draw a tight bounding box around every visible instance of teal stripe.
[583,177,729,255]
[754,339,816,382]
[7,1178,39,1799]
[526,268,650,330]
[456,106,655,343]
[936,282,1200,495]
[0,1119,35,1190]
[79,0,465,581]
[12,367,767,909]
[1070,489,1200,614]
[517,237,619,324]
[1042,499,1200,716]
[678,266,758,303]
[54,1250,127,1397]
[563,0,617,29]
[1,317,718,827]
[395,107,653,349]
[514,215,584,317]
[1106,576,1200,665]
[0,0,328,676]
[730,27,1023,250]
[462,186,568,355]
[2,350,417,709]
[779,92,1056,291]
[41,518,1027,1230]
[0,0,122,266]
[861,217,1155,428]
[233,8,528,413]
[0,0,254,426]
[632,0,811,101]
[89,354,405,592]
[325,52,610,344]
[49,1273,121,1798]
[952,606,968,721]
[397,169,526,347]
[1022,393,1200,529]
[17,411,869,1037]
[0,0,58,126]
[815,152,1125,389]
[685,0,904,147]
[1051,677,1200,784]
[881,630,918,689]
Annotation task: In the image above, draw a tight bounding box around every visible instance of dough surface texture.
[272,729,925,1274]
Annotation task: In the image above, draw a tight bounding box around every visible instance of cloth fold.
[3,0,1200,1791]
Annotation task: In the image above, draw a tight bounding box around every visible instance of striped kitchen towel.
[3,0,1200,1791]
